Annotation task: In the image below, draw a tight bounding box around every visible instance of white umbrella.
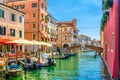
[6,38,33,45]
[39,41,52,47]
[30,40,42,45]
[46,43,52,47]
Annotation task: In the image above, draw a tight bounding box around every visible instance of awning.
[0,38,11,44]
[6,38,33,45]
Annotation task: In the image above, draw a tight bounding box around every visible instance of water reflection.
[5,51,105,80]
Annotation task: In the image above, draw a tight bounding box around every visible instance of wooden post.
[52,49,54,59]
[24,48,27,75]
[15,45,18,64]
[4,46,8,76]
[38,49,40,59]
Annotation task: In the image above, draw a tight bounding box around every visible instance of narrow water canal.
[7,51,105,80]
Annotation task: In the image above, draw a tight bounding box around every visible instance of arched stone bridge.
[66,45,103,54]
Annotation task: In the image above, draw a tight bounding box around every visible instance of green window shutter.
[10,28,12,36]
[2,10,4,18]
[13,29,15,36]
[3,27,6,35]
[19,31,22,38]
[0,9,4,18]
[0,26,2,35]
[19,16,22,23]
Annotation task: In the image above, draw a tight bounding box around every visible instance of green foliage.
[100,13,108,31]
[103,0,109,10]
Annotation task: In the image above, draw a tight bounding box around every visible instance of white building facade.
[47,14,57,52]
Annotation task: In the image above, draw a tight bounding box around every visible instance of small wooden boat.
[20,59,41,70]
[0,65,5,77]
[41,58,56,67]
[8,64,23,76]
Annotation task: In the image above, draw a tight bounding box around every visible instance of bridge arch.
[66,45,103,54]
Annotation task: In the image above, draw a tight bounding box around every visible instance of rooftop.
[0,3,25,14]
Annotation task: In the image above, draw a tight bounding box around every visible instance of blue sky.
[48,0,102,40]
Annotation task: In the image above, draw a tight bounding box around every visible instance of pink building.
[6,0,49,52]
[103,0,119,79]
[0,3,25,51]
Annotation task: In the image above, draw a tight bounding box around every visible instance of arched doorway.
[63,44,69,48]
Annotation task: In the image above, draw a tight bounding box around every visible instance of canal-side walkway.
[6,51,106,80]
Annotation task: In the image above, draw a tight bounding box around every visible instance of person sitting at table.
[17,51,23,57]
[26,52,33,65]
[11,48,15,54]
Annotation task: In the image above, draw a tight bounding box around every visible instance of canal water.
[6,51,105,80]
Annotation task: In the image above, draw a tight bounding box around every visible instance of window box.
[32,3,37,8]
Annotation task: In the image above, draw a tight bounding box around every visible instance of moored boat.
[8,64,23,76]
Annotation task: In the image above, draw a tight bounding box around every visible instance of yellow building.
[100,31,104,48]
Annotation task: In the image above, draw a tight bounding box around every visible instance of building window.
[45,16,48,21]
[3,27,6,35]
[41,14,44,20]
[16,5,19,9]
[14,5,19,9]
[19,16,23,23]
[65,35,67,40]
[0,9,4,18]
[42,24,44,30]
[11,13,16,21]
[64,28,67,31]
[19,30,22,38]
[32,33,36,40]
[32,23,36,29]
[10,29,15,36]
[42,38,44,41]
[41,4,44,9]
[0,26,3,35]
[45,6,47,11]
[111,34,114,50]
[0,26,6,35]
[20,4,25,9]
[33,13,36,17]
[32,3,37,8]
